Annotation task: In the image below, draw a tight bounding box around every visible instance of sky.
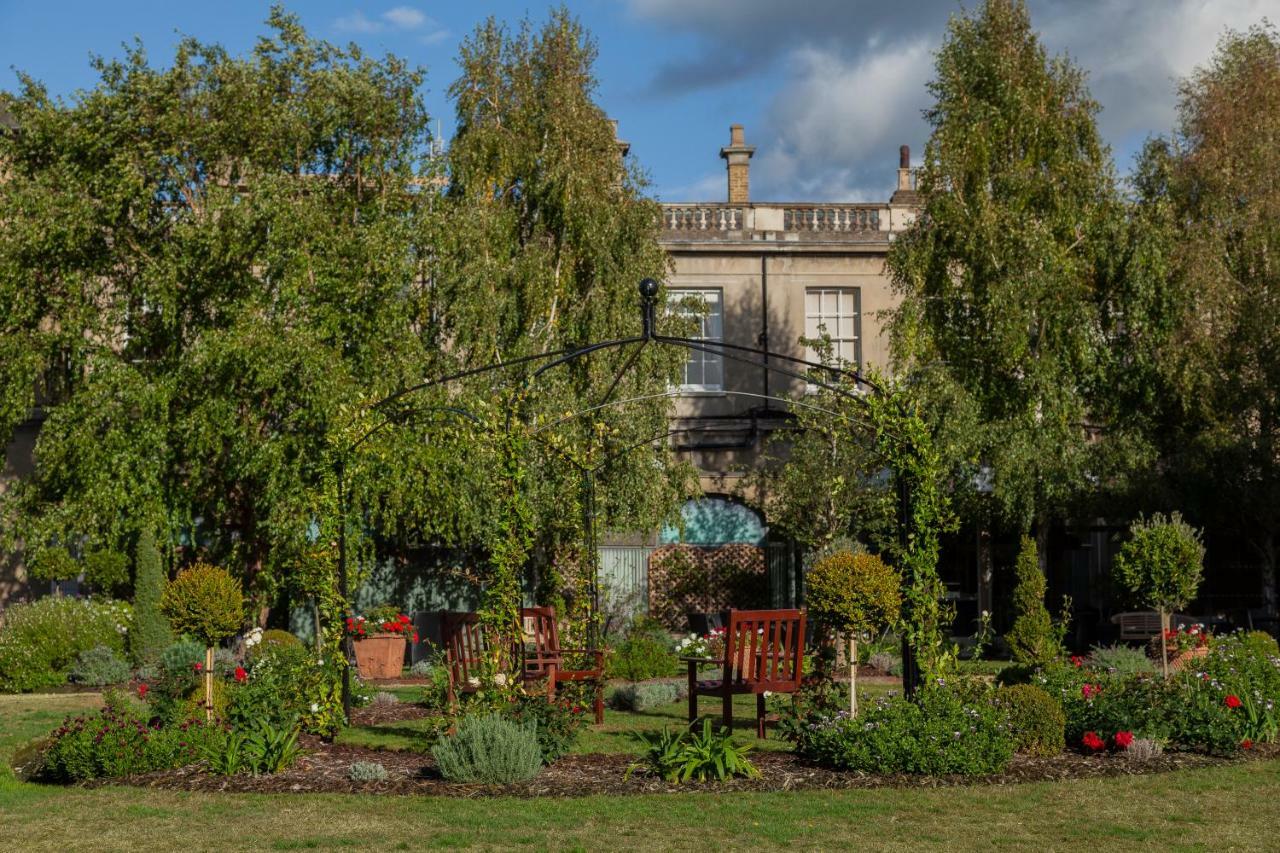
[0,1,1274,202]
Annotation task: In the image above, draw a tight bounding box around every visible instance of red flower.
[1082,683,1099,700]
[137,683,149,699]
[1242,739,1254,750]
[1082,731,1105,752]
[193,662,203,673]
[412,632,419,644]
[1070,655,1084,668]
[399,614,411,623]
[346,617,354,629]
[1225,694,1242,709]
[1114,731,1134,749]
[234,666,247,683]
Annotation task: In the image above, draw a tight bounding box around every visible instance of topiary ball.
[160,563,244,647]
[993,683,1066,757]
[806,551,902,636]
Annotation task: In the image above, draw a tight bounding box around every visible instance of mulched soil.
[80,722,1280,798]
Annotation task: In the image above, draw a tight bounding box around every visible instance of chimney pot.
[720,124,756,204]
[899,144,910,169]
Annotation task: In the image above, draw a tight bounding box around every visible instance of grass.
[4,692,1280,850]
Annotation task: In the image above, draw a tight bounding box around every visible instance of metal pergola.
[334,278,919,713]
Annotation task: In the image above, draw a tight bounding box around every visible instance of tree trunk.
[849,634,858,718]
[204,646,215,722]
[1159,609,1169,680]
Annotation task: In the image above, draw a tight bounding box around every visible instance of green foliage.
[25,548,79,584]
[227,641,346,737]
[39,693,223,782]
[886,0,1127,536]
[0,596,131,692]
[993,684,1065,756]
[27,547,128,595]
[1088,644,1155,675]
[796,685,1015,775]
[504,692,589,763]
[348,761,389,782]
[202,718,303,776]
[69,645,131,687]
[607,619,678,681]
[807,551,901,636]
[160,563,244,647]
[628,718,759,783]
[773,677,846,744]
[609,681,682,713]
[1112,513,1205,614]
[258,629,301,650]
[129,528,172,666]
[1005,536,1061,667]
[432,713,544,784]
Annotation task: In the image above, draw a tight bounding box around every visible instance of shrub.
[773,676,845,744]
[806,551,901,716]
[0,596,132,692]
[69,645,131,687]
[628,718,759,783]
[610,681,683,712]
[129,528,173,666]
[869,652,903,676]
[349,761,388,782]
[1088,644,1155,675]
[505,691,589,762]
[40,692,222,782]
[259,629,301,650]
[607,619,678,681]
[432,713,543,784]
[226,641,346,736]
[372,691,400,706]
[1176,631,1280,746]
[993,684,1065,756]
[1112,513,1205,677]
[202,718,303,775]
[1005,536,1061,668]
[160,563,243,647]
[409,659,435,678]
[797,684,1015,775]
[1240,630,1280,659]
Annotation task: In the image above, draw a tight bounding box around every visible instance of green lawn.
[3,692,1279,851]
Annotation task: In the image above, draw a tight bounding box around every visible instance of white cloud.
[334,10,382,34]
[629,0,1277,199]
[334,6,444,37]
[383,6,427,30]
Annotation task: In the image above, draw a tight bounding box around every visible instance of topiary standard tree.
[129,528,172,666]
[160,563,244,720]
[1005,536,1062,668]
[1112,512,1205,678]
[806,551,902,717]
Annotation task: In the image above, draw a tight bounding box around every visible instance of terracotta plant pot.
[1170,644,1210,672]
[353,634,407,680]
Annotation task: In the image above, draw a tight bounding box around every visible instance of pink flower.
[1082,683,1100,700]
[193,662,203,673]
[1070,655,1084,668]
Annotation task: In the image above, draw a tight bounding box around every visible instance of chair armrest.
[679,656,718,665]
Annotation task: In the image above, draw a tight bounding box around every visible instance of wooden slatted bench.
[1111,610,1193,642]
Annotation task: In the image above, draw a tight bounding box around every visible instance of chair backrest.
[439,610,485,689]
[723,608,805,689]
[1111,611,1162,640]
[520,606,562,681]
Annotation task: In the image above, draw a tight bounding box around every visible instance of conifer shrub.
[129,528,173,666]
[1005,536,1062,668]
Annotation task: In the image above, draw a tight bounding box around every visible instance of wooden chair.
[439,610,486,708]
[520,606,605,724]
[683,608,806,738]
[439,607,605,724]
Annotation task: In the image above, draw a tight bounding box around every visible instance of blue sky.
[0,1,1273,201]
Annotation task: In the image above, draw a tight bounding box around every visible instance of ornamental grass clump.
[1112,513,1205,678]
[806,550,901,717]
[160,563,244,721]
[609,681,683,713]
[432,713,543,784]
[1088,643,1155,675]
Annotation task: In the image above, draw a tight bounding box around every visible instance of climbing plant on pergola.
[332,279,951,710]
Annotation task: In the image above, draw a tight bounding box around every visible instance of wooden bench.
[439,607,605,724]
[1110,611,1194,642]
[684,608,806,738]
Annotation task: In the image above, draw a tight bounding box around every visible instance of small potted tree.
[806,550,901,717]
[1112,512,1205,678]
[159,562,244,721]
[348,605,416,680]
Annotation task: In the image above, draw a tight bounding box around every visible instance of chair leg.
[687,659,698,724]
[756,694,766,739]
[722,690,733,733]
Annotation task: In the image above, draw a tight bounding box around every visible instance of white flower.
[310,703,320,713]
[763,691,773,698]
[466,677,481,688]
[494,672,509,687]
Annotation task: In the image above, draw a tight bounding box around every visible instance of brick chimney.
[720,124,755,204]
[890,144,919,205]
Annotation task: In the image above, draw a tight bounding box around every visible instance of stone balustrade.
[660,202,898,239]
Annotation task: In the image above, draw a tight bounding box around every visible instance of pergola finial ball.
[638,278,660,300]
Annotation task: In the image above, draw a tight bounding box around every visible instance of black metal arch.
[335,279,912,712]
